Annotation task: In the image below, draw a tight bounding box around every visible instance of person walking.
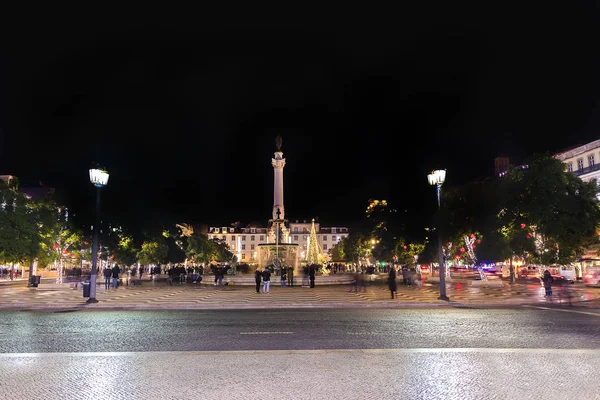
[388,266,398,299]
[280,269,287,287]
[254,268,262,293]
[542,269,554,297]
[111,264,121,289]
[287,266,294,287]
[309,264,316,288]
[103,265,112,289]
[262,267,271,294]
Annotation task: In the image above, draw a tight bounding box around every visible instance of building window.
[222,235,226,240]
[567,163,573,172]
[242,244,246,250]
[251,244,255,250]
[231,236,235,241]
[302,245,307,250]
[303,235,307,240]
[332,236,337,241]
[294,235,298,241]
[229,228,234,233]
[242,254,246,260]
[215,228,220,233]
[589,155,595,167]
[323,244,328,250]
[332,228,336,233]
[323,236,327,241]
[260,235,264,241]
[251,235,255,241]
[242,236,246,241]
[578,159,584,170]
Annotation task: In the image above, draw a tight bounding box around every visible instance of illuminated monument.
[257,136,300,272]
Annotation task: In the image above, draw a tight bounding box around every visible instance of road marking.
[1,348,600,357]
[522,305,600,317]
[240,331,294,335]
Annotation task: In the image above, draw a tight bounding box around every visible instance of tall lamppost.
[88,168,109,303]
[428,169,449,301]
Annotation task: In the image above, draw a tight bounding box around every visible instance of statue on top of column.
[275,135,282,152]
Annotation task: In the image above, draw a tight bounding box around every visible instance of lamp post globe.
[427,169,449,301]
[87,168,109,303]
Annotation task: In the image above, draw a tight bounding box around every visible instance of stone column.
[272,151,286,220]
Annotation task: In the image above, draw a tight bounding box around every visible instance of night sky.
[0,2,599,230]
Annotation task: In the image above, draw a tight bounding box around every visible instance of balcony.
[574,163,600,176]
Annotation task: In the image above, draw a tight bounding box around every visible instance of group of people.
[254,266,304,293]
[387,266,423,299]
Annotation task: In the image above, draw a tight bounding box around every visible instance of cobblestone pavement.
[1,279,598,310]
[1,349,599,400]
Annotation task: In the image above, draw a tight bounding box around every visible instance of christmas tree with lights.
[306,218,321,265]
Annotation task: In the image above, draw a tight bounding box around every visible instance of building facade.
[207,221,349,264]
[554,139,600,187]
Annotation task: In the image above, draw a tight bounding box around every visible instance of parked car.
[558,265,577,283]
[583,267,600,287]
[520,265,540,279]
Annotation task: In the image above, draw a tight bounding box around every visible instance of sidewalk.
[1,278,599,310]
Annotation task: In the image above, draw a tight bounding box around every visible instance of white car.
[559,265,576,283]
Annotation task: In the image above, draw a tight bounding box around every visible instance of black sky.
[0,2,599,229]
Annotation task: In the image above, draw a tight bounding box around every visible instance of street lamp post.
[428,169,449,301]
[88,168,109,304]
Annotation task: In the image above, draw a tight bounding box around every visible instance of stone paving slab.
[1,349,599,399]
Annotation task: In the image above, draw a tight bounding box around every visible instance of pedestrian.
[262,267,271,294]
[287,266,294,287]
[542,269,554,297]
[103,265,112,289]
[309,264,316,288]
[281,269,287,287]
[302,265,309,287]
[255,268,262,293]
[402,266,409,286]
[167,265,174,286]
[138,265,144,282]
[388,267,398,299]
[111,264,121,289]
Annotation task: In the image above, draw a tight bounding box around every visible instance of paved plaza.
[1,277,599,310]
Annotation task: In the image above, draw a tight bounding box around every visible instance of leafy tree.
[138,239,168,265]
[328,240,345,262]
[499,154,600,265]
[342,231,370,264]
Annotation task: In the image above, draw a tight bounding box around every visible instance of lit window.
[589,155,595,167]
[578,159,584,170]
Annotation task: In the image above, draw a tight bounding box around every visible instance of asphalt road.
[1,308,599,399]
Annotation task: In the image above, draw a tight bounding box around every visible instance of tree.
[499,154,600,265]
[328,240,345,262]
[342,231,370,265]
[138,239,168,265]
